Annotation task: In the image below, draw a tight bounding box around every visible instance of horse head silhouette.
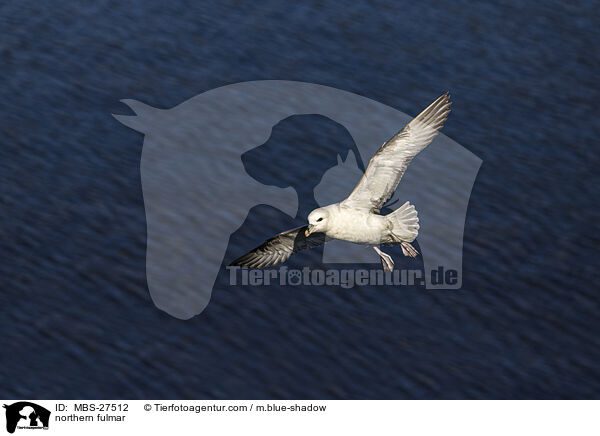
[114,81,481,319]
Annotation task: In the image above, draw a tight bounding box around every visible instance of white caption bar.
[1,400,597,436]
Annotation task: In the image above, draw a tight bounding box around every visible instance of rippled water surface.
[1,1,599,398]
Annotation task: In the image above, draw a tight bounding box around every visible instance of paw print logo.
[287,270,302,286]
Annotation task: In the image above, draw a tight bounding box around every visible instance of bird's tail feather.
[389,201,419,242]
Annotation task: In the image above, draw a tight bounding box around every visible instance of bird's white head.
[305,207,331,236]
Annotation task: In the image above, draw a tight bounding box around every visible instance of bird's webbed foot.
[373,246,395,272]
[390,233,420,258]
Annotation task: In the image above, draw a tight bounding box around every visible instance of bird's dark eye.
[316,217,323,222]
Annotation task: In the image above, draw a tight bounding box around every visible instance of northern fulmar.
[231,93,451,272]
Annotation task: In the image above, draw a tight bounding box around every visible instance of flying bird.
[231,93,451,271]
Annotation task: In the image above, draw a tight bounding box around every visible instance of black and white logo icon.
[3,402,50,433]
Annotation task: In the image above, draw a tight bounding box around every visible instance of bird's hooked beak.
[305,225,316,237]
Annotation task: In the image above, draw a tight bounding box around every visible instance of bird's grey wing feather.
[230,226,326,268]
[342,93,451,212]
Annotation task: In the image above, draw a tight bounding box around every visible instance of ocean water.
[1,0,599,398]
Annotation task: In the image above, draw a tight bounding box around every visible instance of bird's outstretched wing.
[230,226,326,268]
[342,93,451,213]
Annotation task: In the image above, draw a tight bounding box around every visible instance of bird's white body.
[309,198,419,244]
[315,203,417,245]
[321,204,386,244]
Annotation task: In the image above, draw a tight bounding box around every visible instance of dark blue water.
[1,0,599,398]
